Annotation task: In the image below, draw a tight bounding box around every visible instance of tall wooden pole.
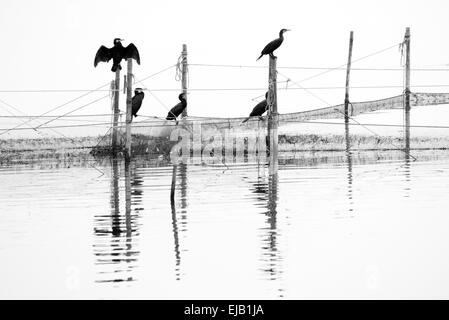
[125,59,133,160]
[268,56,278,175]
[344,31,354,124]
[181,44,188,117]
[111,69,120,154]
[344,31,354,151]
[404,27,411,151]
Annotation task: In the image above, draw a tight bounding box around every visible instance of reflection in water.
[179,164,188,212]
[93,159,141,284]
[4,150,449,299]
[251,176,269,203]
[170,199,181,281]
[170,163,188,280]
[250,166,283,297]
[264,173,279,278]
[345,123,355,215]
[404,148,412,198]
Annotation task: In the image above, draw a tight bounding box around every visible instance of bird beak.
[286,29,291,32]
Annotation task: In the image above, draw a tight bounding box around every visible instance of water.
[1,150,449,299]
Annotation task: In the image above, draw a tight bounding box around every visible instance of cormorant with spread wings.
[94,38,140,72]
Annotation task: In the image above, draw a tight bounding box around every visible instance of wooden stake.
[344,31,354,151]
[268,56,278,175]
[344,31,354,123]
[181,44,188,117]
[125,59,133,160]
[111,69,120,154]
[404,27,411,151]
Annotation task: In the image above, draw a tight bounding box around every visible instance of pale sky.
[1,0,449,137]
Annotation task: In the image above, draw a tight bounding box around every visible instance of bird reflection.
[93,159,142,285]
[250,175,269,203]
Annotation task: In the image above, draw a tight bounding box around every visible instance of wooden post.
[404,27,411,151]
[344,31,354,123]
[344,31,354,152]
[111,69,121,154]
[125,59,133,160]
[181,44,188,117]
[268,56,278,175]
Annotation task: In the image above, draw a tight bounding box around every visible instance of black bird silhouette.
[131,88,145,120]
[94,38,140,72]
[242,92,269,123]
[166,93,187,124]
[257,29,290,61]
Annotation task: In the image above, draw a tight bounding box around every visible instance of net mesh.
[128,92,449,138]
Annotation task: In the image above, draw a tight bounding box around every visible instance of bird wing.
[171,102,183,116]
[261,38,282,55]
[249,100,268,117]
[132,93,145,109]
[167,101,186,118]
[124,43,141,64]
[94,45,112,67]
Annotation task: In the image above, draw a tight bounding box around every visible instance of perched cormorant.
[256,29,290,61]
[131,88,145,120]
[94,38,140,72]
[242,92,269,123]
[166,93,187,124]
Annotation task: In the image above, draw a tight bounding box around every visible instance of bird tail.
[256,54,263,61]
[242,117,250,123]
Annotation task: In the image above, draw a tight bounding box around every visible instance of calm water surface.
[1,150,449,299]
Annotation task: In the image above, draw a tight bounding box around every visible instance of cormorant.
[166,93,187,124]
[131,88,145,120]
[256,29,290,61]
[242,92,269,123]
[94,38,140,72]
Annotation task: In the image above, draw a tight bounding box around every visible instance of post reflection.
[250,165,283,296]
[264,173,279,279]
[404,148,412,198]
[93,158,142,285]
[345,122,355,215]
[170,199,181,281]
[169,163,188,280]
